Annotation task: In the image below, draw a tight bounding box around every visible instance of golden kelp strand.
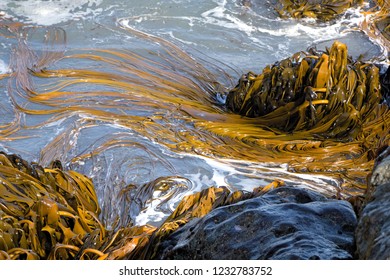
[28,49,217,108]
[104,225,156,260]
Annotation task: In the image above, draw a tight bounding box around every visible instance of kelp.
[0,16,388,210]
[0,10,389,260]
[224,41,389,190]
[0,2,389,263]
[226,41,385,139]
[0,152,101,259]
[275,0,363,21]
[0,152,280,259]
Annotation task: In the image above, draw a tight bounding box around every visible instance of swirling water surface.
[0,0,387,227]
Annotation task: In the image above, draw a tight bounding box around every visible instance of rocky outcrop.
[153,186,357,260]
[356,147,390,259]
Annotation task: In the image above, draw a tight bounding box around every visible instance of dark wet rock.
[356,147,390,259]
[153,186,357,260]
[380,66,390,105]
[371,147,390,186]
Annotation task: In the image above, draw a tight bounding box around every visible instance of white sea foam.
[201,0,256,36]
[254,7,365,40]
[118,2,370,60]
[198,0,363,41]
[196,154,340,195]
[0,59,10,74]
[0,0,103,25]
[135,201,167,226]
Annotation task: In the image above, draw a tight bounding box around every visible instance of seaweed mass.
[0,0,389,259]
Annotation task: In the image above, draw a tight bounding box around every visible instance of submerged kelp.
[275,0,363,21]
[0,152,274,259]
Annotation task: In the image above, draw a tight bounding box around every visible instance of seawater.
[0,0,387,228]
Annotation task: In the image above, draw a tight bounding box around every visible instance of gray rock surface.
[356,147,390,259]
[154,186,357,260]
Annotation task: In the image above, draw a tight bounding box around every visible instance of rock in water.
[153,187,357,260]
[356,147,390,259]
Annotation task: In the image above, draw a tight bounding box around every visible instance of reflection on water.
[0,0,388,227]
